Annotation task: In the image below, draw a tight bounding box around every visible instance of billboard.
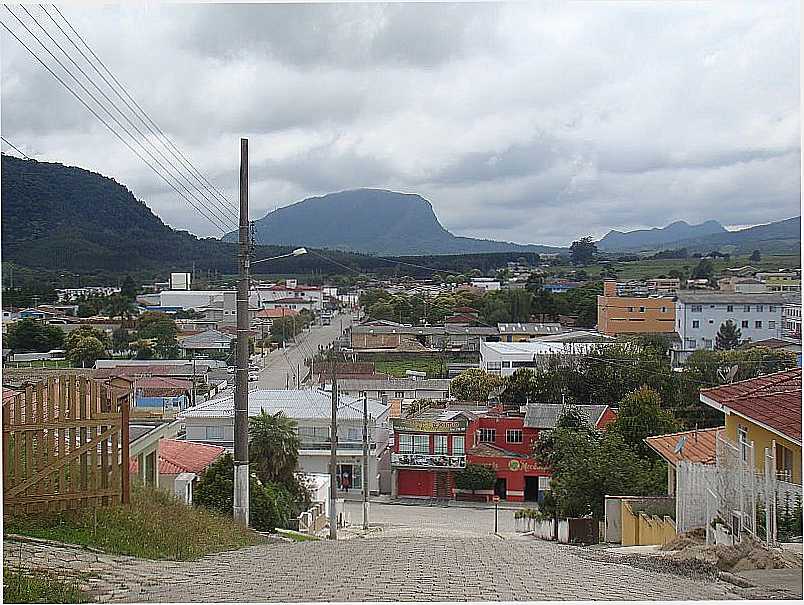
[391,417,467,434]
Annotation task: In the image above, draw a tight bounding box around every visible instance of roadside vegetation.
[4,485,263,560]
[374,358,445,378]
[3,567,91,604]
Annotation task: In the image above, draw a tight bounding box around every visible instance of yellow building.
[597,280,676,336]
[700,368,801,484]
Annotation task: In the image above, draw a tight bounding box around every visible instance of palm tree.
[249,410,301,484]
[105,295,137,328]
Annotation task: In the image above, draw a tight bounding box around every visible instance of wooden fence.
[2,375,131,515]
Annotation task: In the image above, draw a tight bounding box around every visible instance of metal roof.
[524,403,609,429]
[337,378,451,392]
[675,291,796,304]
[497,323,563,334]
[180,389,388,421]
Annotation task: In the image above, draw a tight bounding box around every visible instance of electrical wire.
[1,7,235,233]
[0,136,32,159]
[41,4,239,224]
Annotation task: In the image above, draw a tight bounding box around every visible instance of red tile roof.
[130,439,225,475]
[700,368,801,443]
[256,308,299,318]
[268,297,316,304]
[645,427,722,465]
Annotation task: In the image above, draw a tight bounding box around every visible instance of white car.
[227,366,235,373]
[248,373,258,382]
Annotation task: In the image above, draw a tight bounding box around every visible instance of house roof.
[256,308,299,318]
[739,338,802,351]
[135,377,192,397]
[178,329,234,348]
[645,427,722,466]
[497,323,564,335]
[675,291,794,304]
[337,378,451,392]
[180,389,388,421]
[699,368,801,444]
[524,403,610,429]
[130,438,225,475]
[94,365,196,378]
[467,443,529,459]
[482,340,619,356]
[268,297,316,304]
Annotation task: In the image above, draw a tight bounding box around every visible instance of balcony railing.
[300,441,377,451]
[391,453,466,469]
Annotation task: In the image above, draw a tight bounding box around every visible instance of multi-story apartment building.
[673,291,791,361]
[783,303,802,338]
[597,280,676,336]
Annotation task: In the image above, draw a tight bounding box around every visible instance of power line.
[1,7,235,233]
[14,5,237,231]
[0,136,31,160]
[42,4,239,224]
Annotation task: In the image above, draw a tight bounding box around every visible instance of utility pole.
[362,392,369,530]
[233,138,250,527]
[329,360,338,539]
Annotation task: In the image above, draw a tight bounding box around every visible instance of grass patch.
[4,485,263,560]
[3,359,74,369]
[275,528,320,542]
[375,358,445,378]
[3,567,91,603]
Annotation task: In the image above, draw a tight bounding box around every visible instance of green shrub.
[454,464,496,492]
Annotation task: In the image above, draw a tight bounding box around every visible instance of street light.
[251,247,308,265]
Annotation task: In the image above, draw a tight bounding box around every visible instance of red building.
[392,403,616,502]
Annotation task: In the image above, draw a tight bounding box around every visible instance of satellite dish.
[717,365,739,383]
[487,385,505,401]
[674,435,687,454]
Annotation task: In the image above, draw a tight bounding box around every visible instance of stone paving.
[4,519,743,602]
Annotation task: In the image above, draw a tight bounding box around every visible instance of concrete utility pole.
[329,360,338,539]
[233,137,250,527]
[362,392,369,530]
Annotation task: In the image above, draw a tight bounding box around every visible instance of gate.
[3,375,131,515]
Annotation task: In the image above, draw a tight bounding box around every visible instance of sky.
[1,1,800,247]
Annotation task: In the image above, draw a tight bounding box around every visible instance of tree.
[249,410,301,485]
[65,325,110,349]
[501,368,537,404]
[77,303,97,318]
[193,454,298,532]
[121,275,139,300]
[111,327,132,352]
[451,369,504,402]
[5,319,64,352]
[131,339,155,359]
[715,320,742,350]
[606,386,679,458]
[569,237,598,266]
[691,258,714,281]
[136,312,178,358]
[105,295,136,325]
[66,335,106,367]
[749,250,761,262]
[454,464,496,493]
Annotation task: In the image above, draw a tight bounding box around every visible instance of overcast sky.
[1,1,800,246]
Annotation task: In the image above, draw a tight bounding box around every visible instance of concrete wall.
[597,293,676,336]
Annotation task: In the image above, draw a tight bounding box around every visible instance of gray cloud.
[1,1,799,245]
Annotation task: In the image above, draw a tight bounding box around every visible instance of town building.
[337,378,451,401]
[699,368,801,484]
[496,323,565,342]
[180,389,390,495]
[56,286,121,302]
[480,340,621,377]
[673,291,792,361]
[597,280,676,336]
[717,277,768,294]
[177,329,234,358]
[755,272,801,293]
[469,278,501,292]
[783,303,802,338]
[645,427,721,495]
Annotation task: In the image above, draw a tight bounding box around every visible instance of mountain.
[597,220,727,251]
[0,156,546,283]
[225,189,563,255]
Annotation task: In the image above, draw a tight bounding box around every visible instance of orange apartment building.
[597,280,676,336]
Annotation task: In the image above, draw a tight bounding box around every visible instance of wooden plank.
[24,386,34,512]
[111,416,120,506]
[2,399,11,490]
[59,376,68,511]
[2,416,122,431]
[100,384,110,507]
[35,380,46,513]
[5,425,120,498]
[5,488,121,506]
[11,394,21,489]
[120,391,130,505]
[87,380,96,508]
[46,378,57,513]
[68,375,79,509]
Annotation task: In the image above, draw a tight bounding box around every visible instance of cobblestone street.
[4,502,746,602]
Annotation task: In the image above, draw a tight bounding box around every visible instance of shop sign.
[391,418,467,434]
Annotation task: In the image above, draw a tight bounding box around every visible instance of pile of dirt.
[667,534,802,572]
[661,528,706,551]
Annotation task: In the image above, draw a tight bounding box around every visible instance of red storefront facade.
[392,405,617,502]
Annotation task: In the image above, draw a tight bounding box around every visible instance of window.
[502,361,511,368]
[737,426,749,463]
[506,429,523,444]
[691,305,703,312]
[692,320,700,328]
[755,321,763,329]
[776,444,794,481]
[486,361,502,374]
[727,305,733,312]
[744,305,751,312]
[769,305,776,312]
[627,306,634,313]
[434,435,448,455]
[639,306,646,313]
[661,306,667,313]
[741,320,749,328]
[686,339,696,348]
[756,305,764,312]
[769,321,776,330]
[398,434,413,453]
[477,428,496,443]
[346,428,362,442]
[395,391,405,398]
[452,435,465,455]
[703,338,713,349]
[205,425,224,441]
[413,434,429,454]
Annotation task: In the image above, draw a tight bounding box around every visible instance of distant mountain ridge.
[597,220,727,251]
[598,217,800,255]
[225,189,564,255]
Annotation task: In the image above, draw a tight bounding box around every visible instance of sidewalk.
[363,494,533,511]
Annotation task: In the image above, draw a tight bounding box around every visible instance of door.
[494,477,507,500]
[524,476,539,502]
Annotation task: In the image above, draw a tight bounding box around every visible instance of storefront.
[391,415,470,499]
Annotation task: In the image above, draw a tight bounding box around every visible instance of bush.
[454,464,496,492]
[3,567,90,603]
[194,454,302,533]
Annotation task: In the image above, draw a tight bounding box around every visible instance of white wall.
[675,300,783,351]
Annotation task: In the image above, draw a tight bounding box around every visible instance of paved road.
[7,503,751,602]
[255,311,352,390]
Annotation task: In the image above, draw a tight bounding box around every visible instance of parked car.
[248,373,258,382]
[227,366,235,373]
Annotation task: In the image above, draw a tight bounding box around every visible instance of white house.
[253,283,324,311]
[469,278,501,292]
[673,291,791,360]
[180,389,389,495]
[480,340,620,377]
[336,378,451,401]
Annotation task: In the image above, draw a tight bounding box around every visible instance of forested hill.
[0,156,547,283]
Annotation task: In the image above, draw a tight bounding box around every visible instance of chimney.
[603,280,617,297]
